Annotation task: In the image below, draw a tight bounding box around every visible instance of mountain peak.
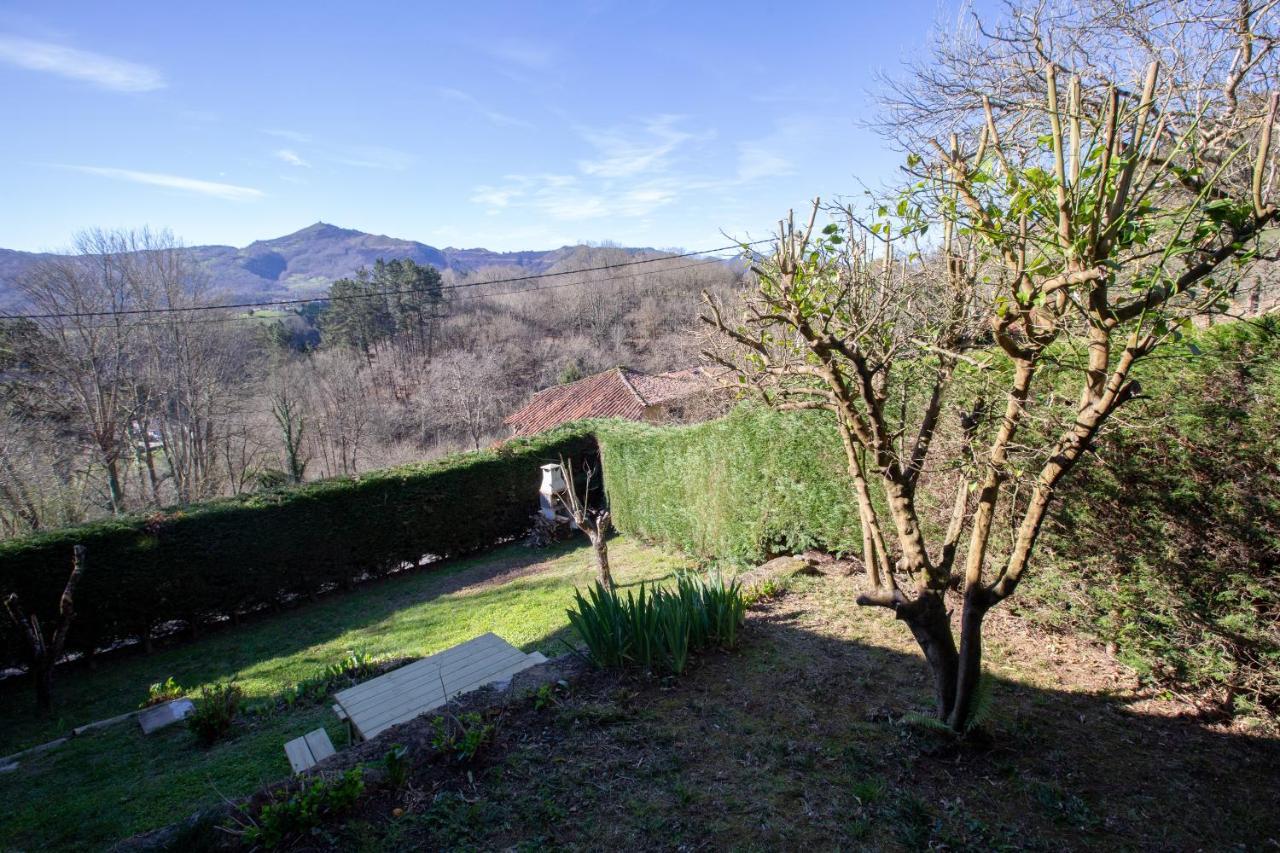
[290,221,359,239]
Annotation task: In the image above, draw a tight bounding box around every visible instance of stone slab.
[138,698,195,735]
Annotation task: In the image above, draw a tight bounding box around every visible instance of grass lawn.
[0,536,688,851]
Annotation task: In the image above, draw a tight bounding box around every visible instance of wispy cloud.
[274,148,310,168]
[469,115,802,227]
[64,166,263,201]
[0,34,164,91]
[259,130,412,171]
[436,87,531,128]
[578,115,705,178]
[733,142,794,183]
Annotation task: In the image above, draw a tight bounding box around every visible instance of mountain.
[0,223,659,308]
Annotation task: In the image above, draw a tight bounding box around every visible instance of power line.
[3,239,768,322]
[30,256,744,334]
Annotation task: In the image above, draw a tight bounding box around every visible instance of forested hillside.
[0,228,742,537]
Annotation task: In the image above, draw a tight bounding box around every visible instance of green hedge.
[0,427,597,667]
[597,407,864,564]
[596,321,1280,716]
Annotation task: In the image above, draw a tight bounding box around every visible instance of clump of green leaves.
[532,680,568,711]
[382,744,410,789]
[140,676,184,708]
[188,682,244,746]
[567,571,745,675]
[743,576,787,605]
[241,767,365,848]
[430,712,494,763]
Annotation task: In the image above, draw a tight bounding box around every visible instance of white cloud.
[65,166,264,201]
[274,148,310,168]
[0,34,164,91]
[467,115,807,228]
[436,87,531,128]
[734,142,794,183]
[578,115,705,178]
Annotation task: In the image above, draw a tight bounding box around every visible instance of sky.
[0,0,970,254]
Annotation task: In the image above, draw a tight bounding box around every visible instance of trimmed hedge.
[596,321,1280,716]
[597,407,864,564]
[0,426,597,667]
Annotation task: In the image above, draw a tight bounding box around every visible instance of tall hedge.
[0,427,597,667]
[597,407,864,564]
[597,321,1280,716]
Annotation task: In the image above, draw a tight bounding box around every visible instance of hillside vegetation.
[0,229,741,538]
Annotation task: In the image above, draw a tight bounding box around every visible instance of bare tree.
[553,459,613,589]
[3,545,86,713]
[705,0,1280,730]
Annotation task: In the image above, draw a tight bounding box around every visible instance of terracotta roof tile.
[504,367,647,436]
[503,366,719,436]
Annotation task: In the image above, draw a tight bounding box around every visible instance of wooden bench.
[284,727,336,774]
[332,632,548,741]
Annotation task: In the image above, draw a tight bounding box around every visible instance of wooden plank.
[303,729,335,764]
[347,649,529,726]
[333,634,511,708]
[360,656,546,738]
[341,645,526,717]
[333,633,543,741]
[336,644,525,717]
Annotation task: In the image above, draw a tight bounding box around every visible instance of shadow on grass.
[4,592,1279,852]
[333,604,1280,852]
[0,538,606,752]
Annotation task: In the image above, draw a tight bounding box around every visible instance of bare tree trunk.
[590,532,613,589]
[897,591,959,720]
[2,545,87,714]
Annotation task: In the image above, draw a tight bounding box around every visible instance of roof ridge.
[614,366,648,406]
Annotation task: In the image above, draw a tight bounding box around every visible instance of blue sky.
[0,1,967,253]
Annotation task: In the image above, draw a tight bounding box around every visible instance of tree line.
[0,233,741,537]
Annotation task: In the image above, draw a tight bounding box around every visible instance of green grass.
[0,536,688,851]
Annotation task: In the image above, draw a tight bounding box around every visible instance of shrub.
[188,682,244,746]
[140,676,184,708]
[567,571,745,675]
[242,767,365,848]
[0,427,597,668]
[430,712,494,763]
[383,744,410,789]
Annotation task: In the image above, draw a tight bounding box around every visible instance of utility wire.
[4,239,769,322]
[24,256,743,334]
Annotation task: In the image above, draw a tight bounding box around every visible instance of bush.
[0,427,597,668]
[188,682,244,746]
[568,572,745,674]
[140,676,184,708]
[241,767,365,848]
[430,712,494,763]
[383,744,410,789]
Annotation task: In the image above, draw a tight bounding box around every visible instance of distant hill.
[0,223,662,308]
